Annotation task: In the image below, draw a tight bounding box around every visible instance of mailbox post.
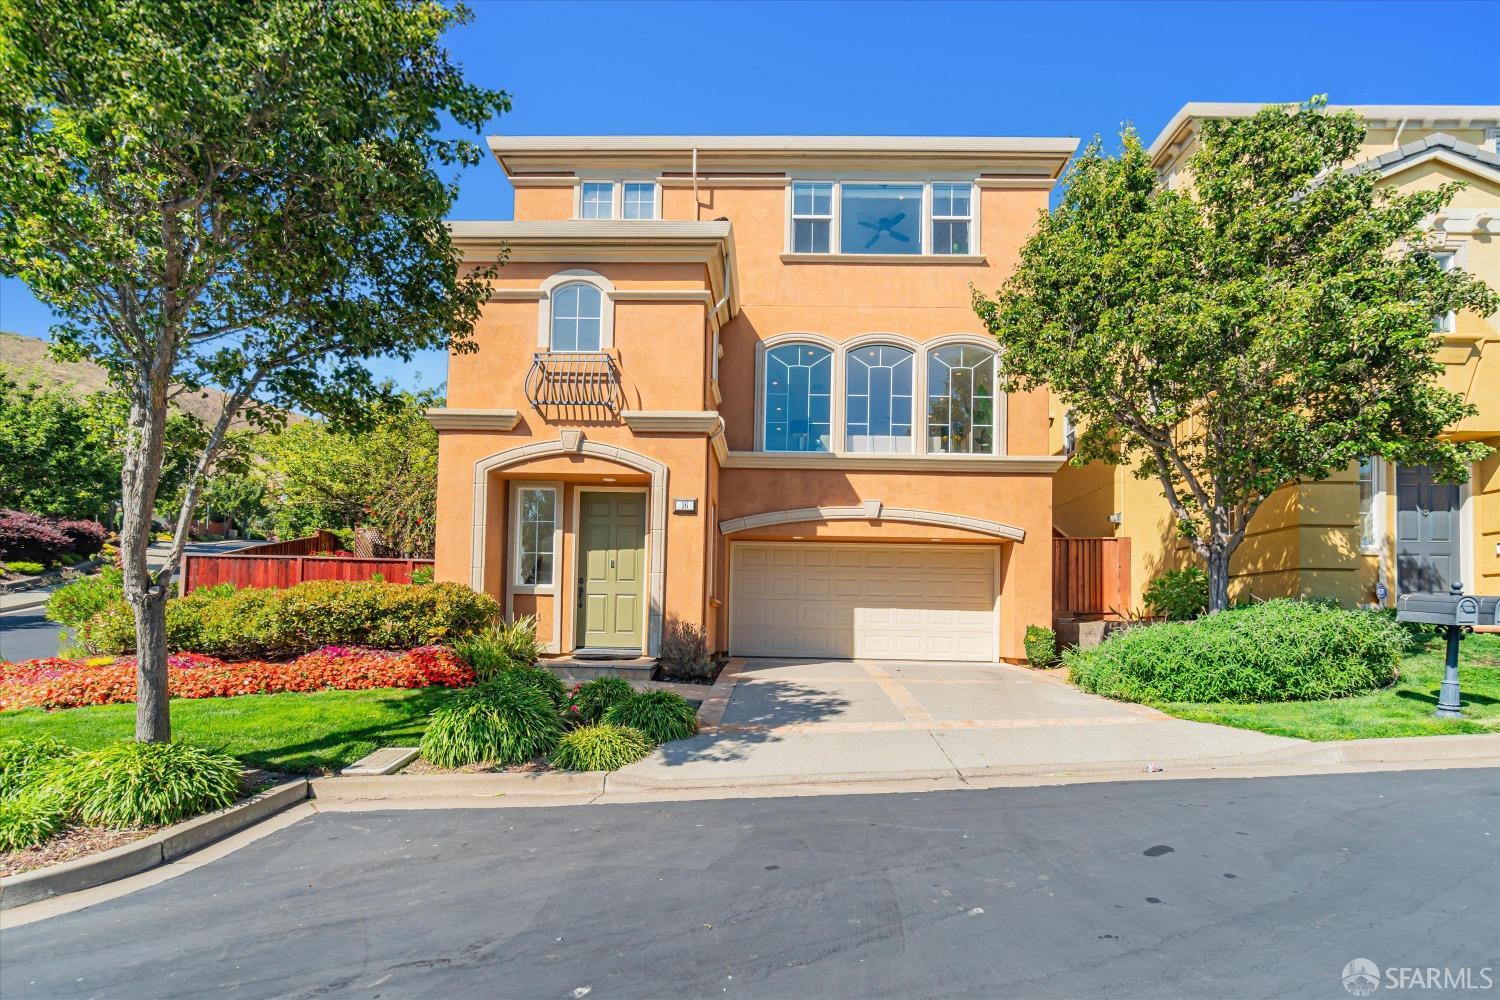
[1396,581,1500,719]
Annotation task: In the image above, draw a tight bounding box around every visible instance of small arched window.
[763,343,833,452]
[550,282,603,352]
[845,344,914,453]
[928,345,996,454]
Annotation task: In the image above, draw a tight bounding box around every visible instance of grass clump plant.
[602,689,698,743]
[418,675,562,768]
[549,723,654,771]
[48,742,241,827]
[569,676,636,724]
[0,735,78,797]
[0,790,69,850]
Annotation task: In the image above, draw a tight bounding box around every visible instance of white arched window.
[927,344,996,454]
[845,344,914,453]
[549,282,603,352]
[763,343,833,452]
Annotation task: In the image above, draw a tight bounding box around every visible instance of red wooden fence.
[236,530,344,557]
[180,553,433,593]
[1053,537,1131,620]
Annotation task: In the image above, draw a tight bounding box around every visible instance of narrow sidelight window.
[931,182,972,255]
[791,182,833,253]
[516,487,557,587]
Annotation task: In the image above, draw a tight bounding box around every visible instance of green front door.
[576,491,646,651]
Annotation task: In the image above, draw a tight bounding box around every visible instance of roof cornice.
[489,134,1081,181]
[1147,102,1500,172]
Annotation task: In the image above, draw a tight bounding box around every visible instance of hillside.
[0,331,299,427]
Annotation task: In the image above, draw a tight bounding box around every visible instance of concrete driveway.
[612,658,1298,790]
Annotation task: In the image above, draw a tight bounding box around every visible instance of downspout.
[691,147,699,220]
[1392,118,1407,151]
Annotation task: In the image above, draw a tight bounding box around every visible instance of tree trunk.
[120,368,174,743]
[1206,547,1231,614]
[132,588,171,741]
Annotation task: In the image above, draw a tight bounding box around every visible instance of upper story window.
[842,184,922,254]
[931,183,972,255]
[764,343,833,452]
[791,182,833,253]
[579,180,657,220]
[580,182,615,219]
[928,345,996,454]
[622,182,656,219]
[1433,251,1456,333]
[846,344,914,453]
[550,282,603,352]
[788,180,976,256]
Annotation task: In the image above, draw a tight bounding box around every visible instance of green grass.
[0,687,462,774]
[1156,631,1500,740]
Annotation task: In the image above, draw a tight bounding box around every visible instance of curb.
[309,771,606,803]
[0,778,309,911]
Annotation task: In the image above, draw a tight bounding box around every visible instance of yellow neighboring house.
[1052,103,1500,612]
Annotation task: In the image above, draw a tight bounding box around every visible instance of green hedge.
[78,580,499,659]
[1067,600,1408,704]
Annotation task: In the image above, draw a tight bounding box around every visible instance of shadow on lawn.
[1394,688,1500,709]
[224,687,462,774]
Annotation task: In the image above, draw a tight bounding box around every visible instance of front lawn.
[0,686,462,773]
[1157,630,1500,740]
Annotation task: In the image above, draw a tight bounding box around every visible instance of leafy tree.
[0,0,508,740]
[259,391,439,556]
[974,98,1498,612]
[0,370,211,525]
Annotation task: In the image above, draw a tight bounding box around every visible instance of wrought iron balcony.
[524,351,622,414]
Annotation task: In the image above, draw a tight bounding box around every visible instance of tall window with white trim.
[622,182,656,219]
[1358,457,1378,551]
[928,345,996,454]
[1433,252,1457,333]
[764,343,833,452]
[931,183,972,255]
[791,182,833,253]
[580,182,614,219]
[516,487,556,587]
[845,345,914,453]
[550,282,603,352]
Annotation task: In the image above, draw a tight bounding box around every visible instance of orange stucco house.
[429,135,1078,663]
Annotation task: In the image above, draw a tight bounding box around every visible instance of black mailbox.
[1395,582,1499,719]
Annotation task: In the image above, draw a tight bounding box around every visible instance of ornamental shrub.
[657,619,716,682]
[53,520,107,558]
[0,736,78,798]
[450,615,541,680]
[46,574,122,627]
[602,689,698,743]
[494,664,569,710]
[47,742,240,828]
[4,560,46,576]
[549,724,653,771]
[78,580,499,658]
[570,676,636,724]
[1066,600,1408,704]
[0,790,69,850]
[1143,567,1210,621]
[418,676,562,768]
[0,509,71,564]
[1024,625,1057,667]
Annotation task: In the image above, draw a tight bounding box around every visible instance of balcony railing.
[524,351,622,414]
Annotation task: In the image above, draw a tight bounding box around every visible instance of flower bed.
[0,646,473,711]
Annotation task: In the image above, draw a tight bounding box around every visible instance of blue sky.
[3,0,1497,395]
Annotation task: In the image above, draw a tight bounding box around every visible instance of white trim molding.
[621,410,721,434]
[471,435,669,655]
[425,408,521,432]
[719,504,1025,542]
[722,452,1063,473]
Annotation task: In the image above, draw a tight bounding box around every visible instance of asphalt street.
[3,768,1497,998]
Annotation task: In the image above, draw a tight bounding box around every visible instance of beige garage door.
[730,543,997,661]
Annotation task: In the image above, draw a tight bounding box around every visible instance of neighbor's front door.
[1396,464,1461,595]
[576,491,646,651]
